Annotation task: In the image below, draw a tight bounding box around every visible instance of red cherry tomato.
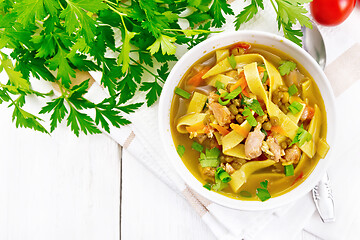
[310,0,356,26]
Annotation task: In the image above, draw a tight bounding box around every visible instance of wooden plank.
[0,104,120,240]
[120,150,215,240]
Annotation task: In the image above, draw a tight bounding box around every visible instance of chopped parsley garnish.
[288,101,303,114]
[199,147,221,168]
[192,141,204,152]
[240,191,252,198]
[278,60,297,76]
[242,107,258,127]
[215,80,226,90]
[174,87,191,99]
[242,95,265,116]
[177,145,185,157]
[284,164,294,176]
[227,54,237,69]
[288,84,298,96]
[256,180,271,202]
[203,183,212,191]
[290,124,312,147]
[212,167,230,191]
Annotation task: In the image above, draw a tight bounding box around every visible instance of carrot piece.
[186,122,205,133]
[302,105,315,121]
[230,123,250,138]
[230,76,247,92]
[230,42,251,51]
[270,125,287,136]
[257,66,266,73]
[210,123,230,136]
[242,87,251,98]
[291,172,304,186]
[187,66,211,87]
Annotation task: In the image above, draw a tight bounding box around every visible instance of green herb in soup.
[170,42,330,201]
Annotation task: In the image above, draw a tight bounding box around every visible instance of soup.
[170,42,329,201]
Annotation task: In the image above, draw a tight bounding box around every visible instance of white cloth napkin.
[82,1,360,238]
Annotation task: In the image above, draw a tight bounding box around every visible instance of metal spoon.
[302,22,335,223]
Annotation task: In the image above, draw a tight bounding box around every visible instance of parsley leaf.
[177,145,185,157]
[148,34,177,55]
[199,147,221,168]
[256,180,271,202]
[46,48,76,88]
[39,97,67,132]
[290,124,312,147]
[67,106,101,137]
[240,191,252,198]
[235,0,264,30]
[278,60,297,76]
[242,96,265,116]
[1,54,30,90]
[140,80,162,107]
[209,0,234,28]
[14,0,60,26]
[192,141,204,152]
[242,107,257,127]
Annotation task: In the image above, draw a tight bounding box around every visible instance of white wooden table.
[2,7,360,240]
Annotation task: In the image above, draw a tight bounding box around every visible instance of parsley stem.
[58,0,65,10]
[129,57,165,83]
[269,0,278,14]
[106,3,127,19]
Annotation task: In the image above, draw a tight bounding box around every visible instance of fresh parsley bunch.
[0,0,312,136]
[235,0,313,46]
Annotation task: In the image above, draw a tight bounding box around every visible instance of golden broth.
[170,43,327,201]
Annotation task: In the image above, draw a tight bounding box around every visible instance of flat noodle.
[216,49,229,63]
[223,144,249,160]
[229,159,275,193]
[187,92,208,114]
[317,138,330,158]
[202,54,263,79]
[295,153,309,174]
[176,113,207,133]
[301,104,321,158]
[206,74,236,88]
[214,132,222,145]
[222,120,251,152]
[287,96,306,124]
[244,62,268,103]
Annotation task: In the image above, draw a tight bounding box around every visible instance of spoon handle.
[312,173,335,222]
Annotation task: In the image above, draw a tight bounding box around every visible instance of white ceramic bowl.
[158,31,336,210]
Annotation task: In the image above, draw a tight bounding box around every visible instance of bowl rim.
[158,30,337,210]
